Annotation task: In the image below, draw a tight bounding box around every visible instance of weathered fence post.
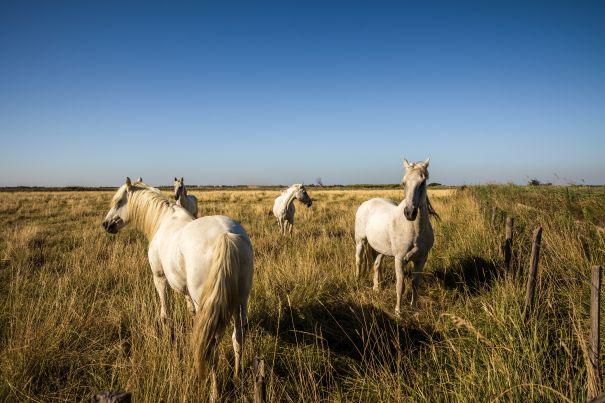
[254,356,266,403]
[491,206,497,228]
[523,226,542,321]
[502,216,514,271]
[91,391,131,403]
[589,266,603,400]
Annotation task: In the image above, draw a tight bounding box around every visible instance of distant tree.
[528,178,542,186]
[427,182,442,187]
[316,177,324,187]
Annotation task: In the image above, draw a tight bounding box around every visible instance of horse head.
[402,158,430,221]
[295,184,312,208]
[102,177,133,234]
[174,177,185,200]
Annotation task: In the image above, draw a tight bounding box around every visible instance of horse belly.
[152,242,189,294]
[366,220,393,256]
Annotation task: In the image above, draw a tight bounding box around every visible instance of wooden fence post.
[523,226,542,321]
[502,217,514,271]
[589,266,603,400]
[254,356,266,403]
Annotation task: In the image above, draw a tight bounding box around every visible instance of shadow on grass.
[433,256,500,295]
[259,300,439,369]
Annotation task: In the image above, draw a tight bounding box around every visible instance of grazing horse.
[174,177,198,217]
[102,178,253,400]
[272,184,312,235]
[355,158,436,316]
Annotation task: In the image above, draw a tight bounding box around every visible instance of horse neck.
[128,190,174,241]
[176,185,188,200]
[398,187,430,231]
[285,187,298,209]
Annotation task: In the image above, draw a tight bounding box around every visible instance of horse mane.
[281,183,302,195]
[426,195,441,221]
[123,183,177,239]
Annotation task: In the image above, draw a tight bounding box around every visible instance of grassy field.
[1,185,604,402]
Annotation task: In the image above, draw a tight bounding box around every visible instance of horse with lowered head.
[272,183,312,235]
[102,178,253,400]
[355,158,438,316]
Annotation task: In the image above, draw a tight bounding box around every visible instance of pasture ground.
[1,185,604,401]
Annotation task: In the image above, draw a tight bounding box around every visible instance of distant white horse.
[102,178,253,400]
[174,177,198,217]
[355,158,437,316]
[272,184,313,235]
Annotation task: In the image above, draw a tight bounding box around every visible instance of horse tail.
[192,232,242,377]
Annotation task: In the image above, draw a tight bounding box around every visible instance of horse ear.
[125,177,132,190]
[180,177,184,182]
[136,177,142,182]
[424,157,430,167]
[174,177,178,182]
[403,159,411,169]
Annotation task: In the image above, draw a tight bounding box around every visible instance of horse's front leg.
[395,254,409,317]
[152,272,171,324]
[411,255,427,308]
[354,241,364,279]
[149,253,171,324]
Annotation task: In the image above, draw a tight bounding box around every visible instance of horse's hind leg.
[373,254,384,291]
[232,298,249,379]
[209,348,219,402]
[185,294,196,315]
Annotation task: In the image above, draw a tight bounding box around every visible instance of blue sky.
[1,1,604,186]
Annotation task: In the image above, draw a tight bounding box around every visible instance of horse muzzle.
[404,206,418,221]
[102,218,123,234]
[306,201,313,208]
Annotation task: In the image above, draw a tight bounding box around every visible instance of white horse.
[102,178,253,400]
[272,183,312,235]
[174,177,198,217]
[355,158,437,316]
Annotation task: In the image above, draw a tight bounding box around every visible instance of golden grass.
[0,186,603,401]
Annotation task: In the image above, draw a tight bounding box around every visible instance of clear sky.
[1,1,604,186]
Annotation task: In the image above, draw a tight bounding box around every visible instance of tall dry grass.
[0,186,603,401]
